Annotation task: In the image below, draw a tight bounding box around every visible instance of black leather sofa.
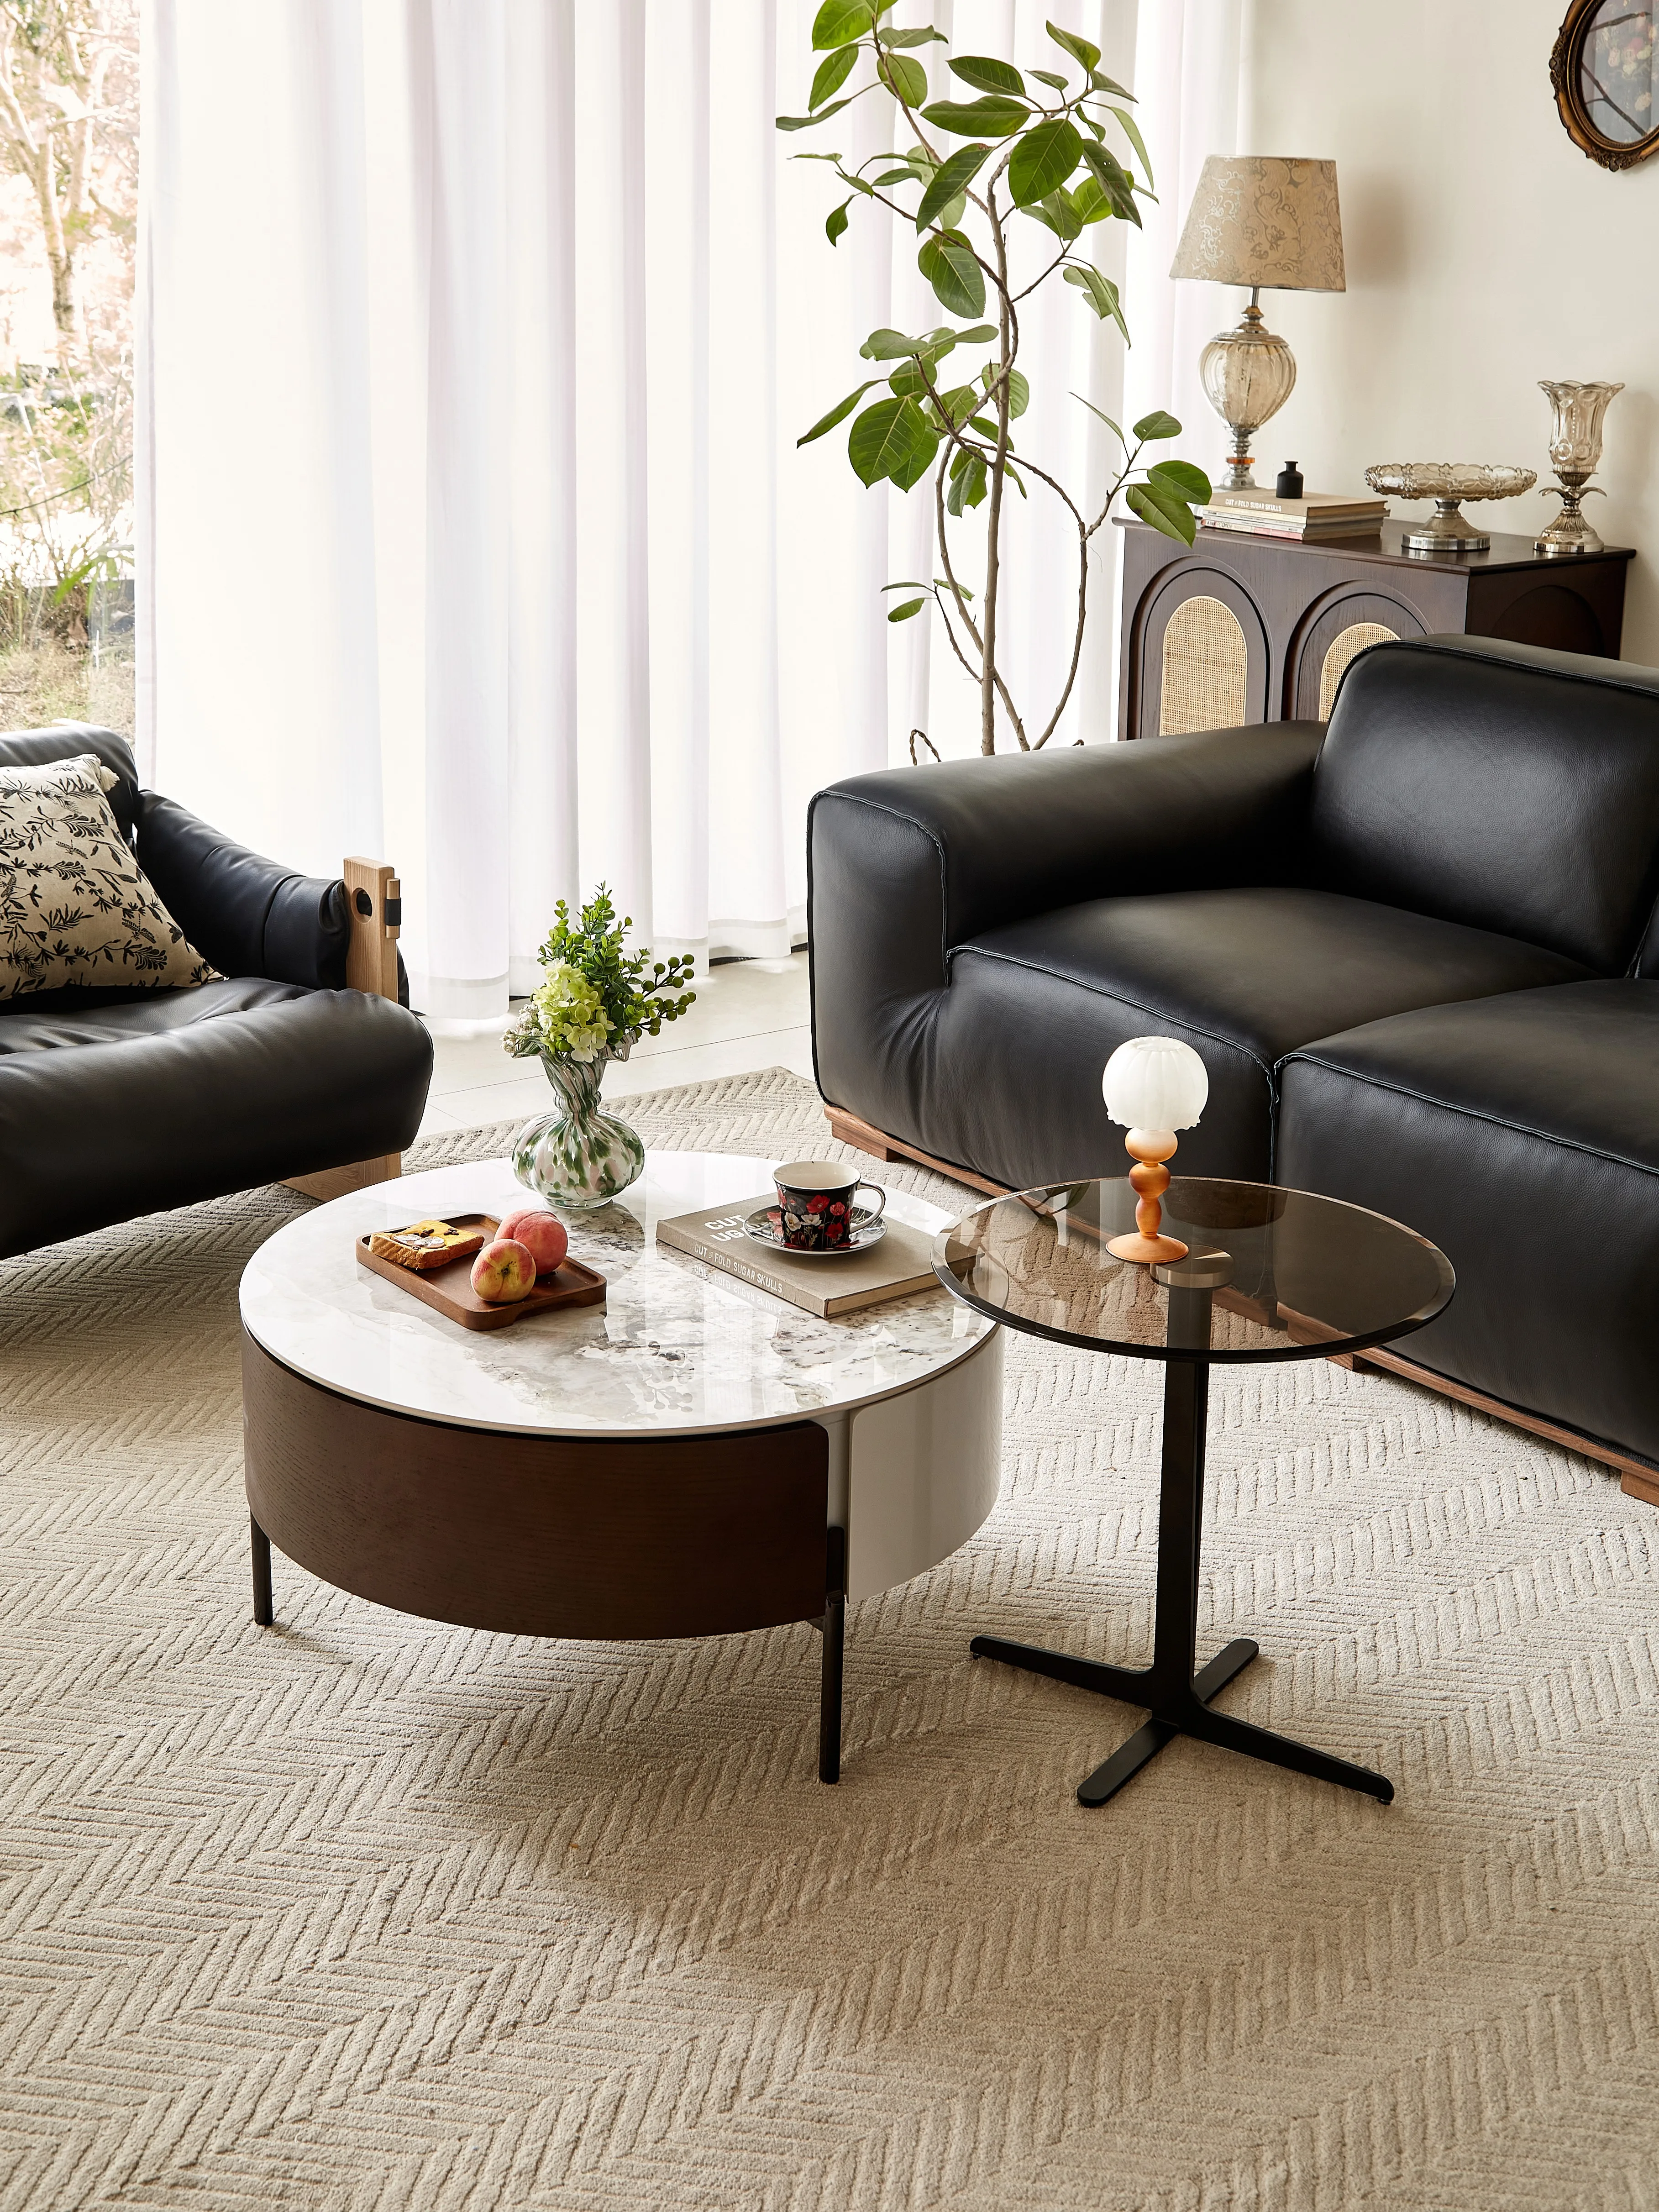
[0,723,434,1258]
[808,636,1659,1479]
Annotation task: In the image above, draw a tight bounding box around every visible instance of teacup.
[772,1160,887,1251]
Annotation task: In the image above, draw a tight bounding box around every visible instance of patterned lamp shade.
[1169,156,1346,293]
[1102,1036,1209,1134]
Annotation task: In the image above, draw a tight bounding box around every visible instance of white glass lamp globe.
[1100,1036,1209,1265]
[1102,1036,1209,1134]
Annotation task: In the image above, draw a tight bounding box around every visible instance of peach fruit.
[497,1206,569,1277]
[471,1237,537,1303]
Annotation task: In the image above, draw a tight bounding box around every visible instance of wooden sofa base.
[283,1155,402,1203]
[824,1103,1659,1509]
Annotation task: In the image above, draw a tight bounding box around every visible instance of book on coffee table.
[655,1197,941,1319]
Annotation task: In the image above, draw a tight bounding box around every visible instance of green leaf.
[966,415,1000,439]
[859,326,924,359]
[1071,390,1125,443]
[934,383,980,427]
[915,142,991,229]
[1126,478,1197,544]
[777,98,856,131]
[948,55,1026,98]
[953,322,999,344]
[1045,21,1101,71]
[1088,68,1134,99]
[1029,68,1070,92]
[918,229,986,318]
[887,596,926,621]
[1148,458,1212,500]
[877,51,928,105]
[1063,262,1129,341]
[1132,408,1181,440]
[812,0,873,52]
[825,200,851,245]
[920,95,1030,137]
[1071,175,1108,223]
[810,44,860,108]
[981,363,1029,417]
[938,191,967,227]
[1025,185,1083,241]
[848,395,939,489]
[877,25,947,44]
[1077,140,1140,224]
[1008,117,1082,205]
[1107,105,1153,186]
[797,379,881,447]
[946,450,987,514]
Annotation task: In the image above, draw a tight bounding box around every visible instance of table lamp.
[1169,156,1345,490]
[1102,1036,1209,1265]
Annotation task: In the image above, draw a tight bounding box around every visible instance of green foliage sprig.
[780,5,1211,754]
[504,886,697,1065]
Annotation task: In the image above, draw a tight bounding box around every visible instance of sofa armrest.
[809,721,1323,1001]
[136,790,354,990]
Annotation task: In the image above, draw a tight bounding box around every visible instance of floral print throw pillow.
[0,754,218,999]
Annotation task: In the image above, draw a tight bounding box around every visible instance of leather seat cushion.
[0,974,313,1051]
[1277,981,1659,1465]
[0,988,434,1260]
[924,888,1592,1188]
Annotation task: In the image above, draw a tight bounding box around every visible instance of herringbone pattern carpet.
[2,1067,1656,2211]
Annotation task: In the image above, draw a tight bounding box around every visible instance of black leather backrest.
[0,722,140,837]
[1306,636,1659,972]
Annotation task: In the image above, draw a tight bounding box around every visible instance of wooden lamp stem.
[1105,1130,1189,1265]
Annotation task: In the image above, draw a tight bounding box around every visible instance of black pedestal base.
[971,1347,1394,1810]
[969,1630,1392,1806]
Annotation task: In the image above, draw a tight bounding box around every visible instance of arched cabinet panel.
[1131,565,1269,742]
[1289,589,1428,721]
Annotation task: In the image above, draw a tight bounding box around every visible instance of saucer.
[741,1203,886,1259]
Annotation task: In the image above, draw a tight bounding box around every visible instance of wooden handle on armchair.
[343,856,402,1000]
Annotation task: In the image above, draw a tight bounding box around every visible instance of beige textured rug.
[2,1067,1657,2212]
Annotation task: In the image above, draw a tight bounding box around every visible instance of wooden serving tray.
[355,1212,606,1331]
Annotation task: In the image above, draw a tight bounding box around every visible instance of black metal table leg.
[818,1525,846,1785]
[971,1347,1393,1808]
[250,1513,274,1627]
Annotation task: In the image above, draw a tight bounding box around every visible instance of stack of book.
[1193,489,1388,541]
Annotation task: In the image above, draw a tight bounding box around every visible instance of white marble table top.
[240,1152,993,1440]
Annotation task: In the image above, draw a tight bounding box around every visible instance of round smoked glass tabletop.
[933,1176,1454,1363]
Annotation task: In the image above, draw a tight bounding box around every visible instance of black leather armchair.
[809,636,1659,1483]
[0,723,434,1257]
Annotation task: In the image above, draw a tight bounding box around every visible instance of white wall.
[1237,0,1659,666]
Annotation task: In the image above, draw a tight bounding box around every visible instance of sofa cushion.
[1306,636,1659,973]
[0,753,216,1000]
[0,988,435,1260]
[1276,980,1659,1466]
[0,975,313,1051]
[922,887,1592,1189]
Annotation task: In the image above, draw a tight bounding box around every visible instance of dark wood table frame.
[242,1335,850,1782]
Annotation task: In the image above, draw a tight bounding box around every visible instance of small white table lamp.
[1169,156,1345,491]
[1102,1036,1209,1264]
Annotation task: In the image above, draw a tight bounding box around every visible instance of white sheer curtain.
[138,0,1238,1018]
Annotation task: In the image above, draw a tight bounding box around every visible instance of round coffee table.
[934,1174,1454,1807]
[239,1151,1001,1781]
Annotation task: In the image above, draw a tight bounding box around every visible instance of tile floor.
[417,953,814,1139]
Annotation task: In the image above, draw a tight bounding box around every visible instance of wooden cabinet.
[1116,519,1634,741]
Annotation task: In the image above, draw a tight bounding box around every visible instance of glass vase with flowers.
[503,888,696,1209]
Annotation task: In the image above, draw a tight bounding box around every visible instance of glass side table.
[934,1176,1454,1808]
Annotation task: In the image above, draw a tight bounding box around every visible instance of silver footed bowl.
[1364,462,1537,553]
[1364,462,1537,502]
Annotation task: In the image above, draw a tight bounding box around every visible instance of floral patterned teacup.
[772,1160,887,1251]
